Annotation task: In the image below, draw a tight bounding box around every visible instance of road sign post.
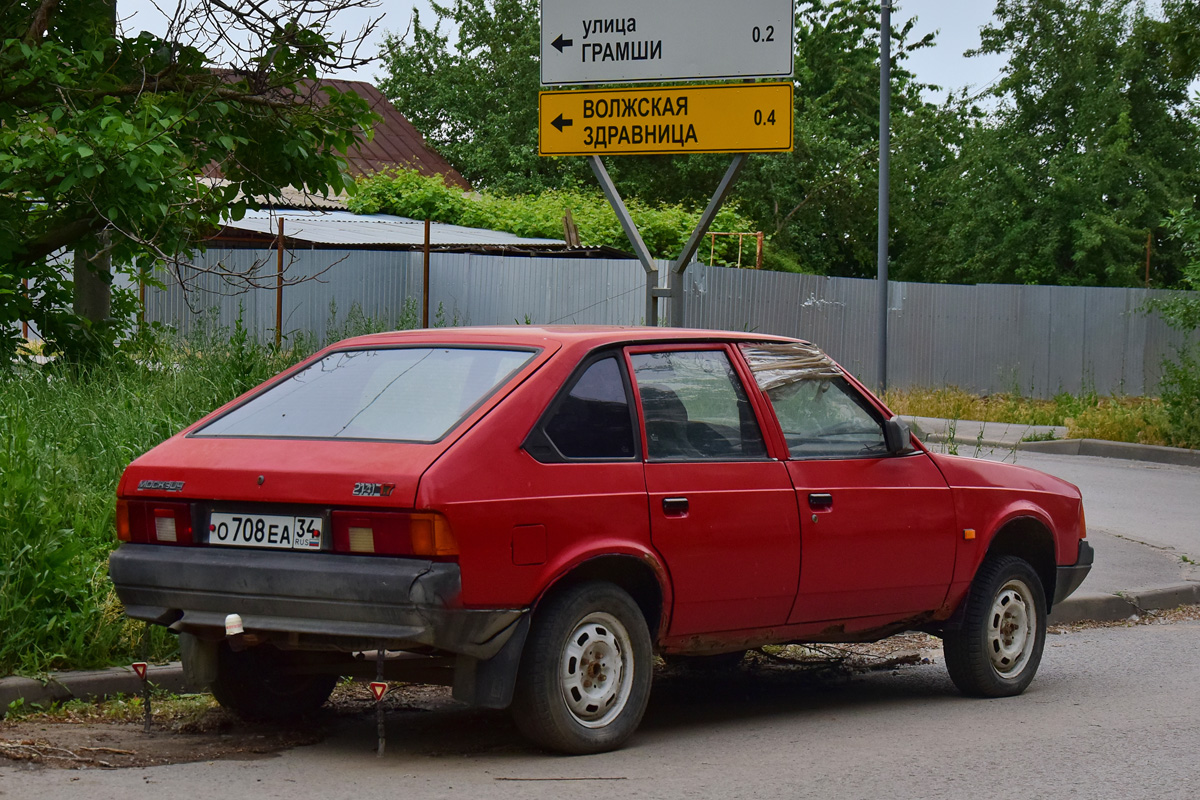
[539,0,796,326]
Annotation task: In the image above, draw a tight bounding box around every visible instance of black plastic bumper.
[1052,539,1095,607]
[109,544,524,659]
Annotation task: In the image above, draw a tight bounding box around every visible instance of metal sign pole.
[877,2,892,393]
[588,156,660,325]
[668,154,748,327]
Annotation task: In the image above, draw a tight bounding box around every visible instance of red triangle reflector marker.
[370,681,388,702]
[132,662,148,680]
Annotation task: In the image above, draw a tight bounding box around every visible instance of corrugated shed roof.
[219,210,564,247]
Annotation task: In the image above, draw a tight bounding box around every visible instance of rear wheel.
[511,582,653,754]
[943,556,1047,697]
[210,643,337,722]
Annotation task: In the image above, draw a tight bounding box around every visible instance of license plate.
[209,512,324,551]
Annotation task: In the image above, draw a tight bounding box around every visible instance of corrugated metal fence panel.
[143,251,1197,397]
[426,253,646,327]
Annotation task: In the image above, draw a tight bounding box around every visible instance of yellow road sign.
[538,83,793,156]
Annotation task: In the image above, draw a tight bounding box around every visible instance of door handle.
[808,493,833,509]
[662,496,689,514]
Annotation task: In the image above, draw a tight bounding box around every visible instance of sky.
[116,1,1008,101]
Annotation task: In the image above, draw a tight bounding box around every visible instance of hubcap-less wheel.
[511,581,653,753]
[942,555,1047,698]
[988,579,1034,675]
[559,612,633,728]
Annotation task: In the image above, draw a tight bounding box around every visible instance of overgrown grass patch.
[0,320,311,676]
[882,387,1172,446]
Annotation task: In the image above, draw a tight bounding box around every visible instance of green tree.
[908,0,1200,287]
[377,0,590,194]
[1,0,378,357]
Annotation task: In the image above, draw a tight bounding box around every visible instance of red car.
[110,326,1091,753]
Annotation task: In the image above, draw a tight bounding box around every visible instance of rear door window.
[629,349,767,460]
[195,347,536,442]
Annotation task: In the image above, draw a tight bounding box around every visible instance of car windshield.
[195,346,536,442]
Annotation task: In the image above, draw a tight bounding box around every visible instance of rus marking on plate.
[540,0,794,85]
[538,83,793,156]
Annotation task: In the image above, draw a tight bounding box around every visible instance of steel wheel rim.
[988,579,1036,676]
[558,611,633,728]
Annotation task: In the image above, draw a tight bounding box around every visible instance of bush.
[349,168,767,268]
[1160,344,1200,448]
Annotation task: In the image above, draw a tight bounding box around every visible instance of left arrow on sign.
[551,114,573,132]
[552,34,573,53]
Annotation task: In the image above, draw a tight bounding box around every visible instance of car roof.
[332,325,802,351]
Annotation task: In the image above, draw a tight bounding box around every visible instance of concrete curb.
[0,663,189,718]
[1018,438,1200,467]
[1048,583,1200,625]
[5,583,1199,715]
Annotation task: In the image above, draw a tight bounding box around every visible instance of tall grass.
[0,313,382,676]
[882,387,1172,446]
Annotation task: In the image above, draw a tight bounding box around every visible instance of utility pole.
[876,1,892,394]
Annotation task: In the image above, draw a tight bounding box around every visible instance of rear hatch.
[118,343,548,557]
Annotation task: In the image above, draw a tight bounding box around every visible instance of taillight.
[331,511,457,558]
[116,500,132,542]
[1079,505,1087,539]
[119,500,194,545]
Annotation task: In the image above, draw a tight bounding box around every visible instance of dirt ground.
[4,606,1198,771]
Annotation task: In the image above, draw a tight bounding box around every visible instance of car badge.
[353,482,396,498]
[137,479,185,492]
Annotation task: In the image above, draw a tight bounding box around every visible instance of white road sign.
[540,0,795,86]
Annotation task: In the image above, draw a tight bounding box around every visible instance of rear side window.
[525,355,637,462]
[195,347,536,442]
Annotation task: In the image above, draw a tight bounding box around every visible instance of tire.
[511,582,653,754]
[943,555,1047,698]
[210,643,337,722]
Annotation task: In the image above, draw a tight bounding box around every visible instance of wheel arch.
[984,515,1057,607]
[535,554,667,640]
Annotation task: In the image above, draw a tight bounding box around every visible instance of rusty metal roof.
[322,79,470,189]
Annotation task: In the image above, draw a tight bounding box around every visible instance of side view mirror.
[883,416,915,455]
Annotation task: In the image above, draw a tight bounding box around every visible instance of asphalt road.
[4,620,1199,799]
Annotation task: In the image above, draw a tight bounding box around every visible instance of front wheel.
[511,582,653,754]
[943,556,1047,697]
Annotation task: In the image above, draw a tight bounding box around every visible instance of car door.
[738,343,957,623]
[628,345,801,636]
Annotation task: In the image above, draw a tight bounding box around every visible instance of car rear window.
[194,347,536,442]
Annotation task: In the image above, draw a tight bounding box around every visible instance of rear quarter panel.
[415,342,660,611]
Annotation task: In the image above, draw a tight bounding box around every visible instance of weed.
[884,386,1169,445]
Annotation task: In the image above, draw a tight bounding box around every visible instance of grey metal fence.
[144,248,1197,398]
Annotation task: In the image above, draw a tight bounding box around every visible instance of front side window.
[195,347,535,442]
[742,343,886,459]
[630,349,766,461]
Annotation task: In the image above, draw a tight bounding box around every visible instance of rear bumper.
[109,544,524,659]
[1052,539,1095,607]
